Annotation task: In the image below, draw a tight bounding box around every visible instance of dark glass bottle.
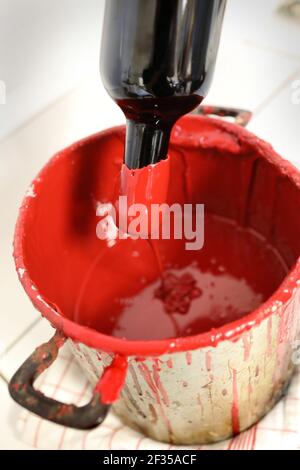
[100,0,226,169]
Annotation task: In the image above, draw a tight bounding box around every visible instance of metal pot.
[9,108,300,445]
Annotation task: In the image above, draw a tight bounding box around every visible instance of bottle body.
[100,0,226,168]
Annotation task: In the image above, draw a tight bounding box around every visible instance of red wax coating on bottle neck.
[119,158,170,239]
[120,157,170,205]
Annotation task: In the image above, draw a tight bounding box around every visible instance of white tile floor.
[0,0,300,449]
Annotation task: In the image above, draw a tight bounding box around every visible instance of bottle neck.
[124,119,172,169]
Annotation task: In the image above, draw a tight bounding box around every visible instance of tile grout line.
[253,66,300,117]
[0,316,42,362]
[0,372,8,385]
[244,39,300,62]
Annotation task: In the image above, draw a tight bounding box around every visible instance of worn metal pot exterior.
[70,292,299,444]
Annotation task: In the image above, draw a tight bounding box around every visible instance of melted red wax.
[93,213,287,340]
[21,116,299,345]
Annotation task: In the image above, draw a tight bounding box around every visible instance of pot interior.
[20,116,300,341]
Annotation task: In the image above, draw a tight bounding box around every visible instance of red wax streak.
[128,364,143,396]
[248,368,253,398]
[205,351,212,372]
[166,358,173,369]
[152,358,162,371]
[242,333,252,361]
[186,351,192,366]
[231,368,240,435]
[153,364,170,406]
[138,362,173,438]
[197,394,204,417]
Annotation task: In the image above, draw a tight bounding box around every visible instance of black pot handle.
[8,331,110,429]
[194,105,252,127]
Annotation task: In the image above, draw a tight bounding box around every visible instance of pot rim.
[14,115,300,356]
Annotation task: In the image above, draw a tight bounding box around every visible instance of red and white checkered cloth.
[16,342,300,450]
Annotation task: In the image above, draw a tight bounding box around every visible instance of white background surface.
[0,0,105,139]
[0,0,300,449]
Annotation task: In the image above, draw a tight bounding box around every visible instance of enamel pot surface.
[10,109,300,444]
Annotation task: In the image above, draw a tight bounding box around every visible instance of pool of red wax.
[74,212,287,340]
[85,149,287,340]
[21,116,299,344]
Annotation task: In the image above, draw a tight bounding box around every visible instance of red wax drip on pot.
[96,354,128,404]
